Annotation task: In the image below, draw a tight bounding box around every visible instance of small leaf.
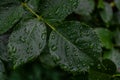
[89,59,116,80]
[103,49,120,73]
[74,0,95,15]
[39,0,78,21]
[49,21,102,73]
[95,28,113,49]
[100,2,113,23]
[114,0,120,10]
[98,0,104,9]
[0,5,24,34]
[0,34,9,61]
[8,19,47,68]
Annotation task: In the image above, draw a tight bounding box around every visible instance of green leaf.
[0,34,9,61]
[98,0,104,9]
[74,0,95,15]
[100,2,113,23]
[8,19,47,68]
[49,21,102,73]
[89,59,116,80]
[39,0,78,21]
[114,29,120,47]
[103,49,120,73]
[28,0,40,11]
[114,0,120,10]
[95,28,113,49]
[0,0,18,6]
[0,4,24,34]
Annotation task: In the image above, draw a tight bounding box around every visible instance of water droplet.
[97,64,101,69]
[51,54,60,61]
[51,33,55,39]
[55,8,60,14]
[83,63,86,66]
[73,2,77,6]
[41,31,47,40]
[20,36,26,43]
[24,27,29,33]
[75,38,79,44]
[10,46,16,54]
[90,62,94,66]
[12,46,16,53]
[39,43,42,49]
[26,48,30,54]
[51,45,57,51]
[75,53,78,56]
[65,44,70,50]
[90,43,94,48]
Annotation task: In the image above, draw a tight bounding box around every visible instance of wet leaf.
[28,0,40,12]
[74,0,95,15]
[89,59,116,80]
[0,4,24,34]
[114,0,120,10]
[49,21,102,73]
[100,2,113,23]
[95,28,113,49]
[38,0,78,21]
[104,49,120,73]
[8,19,47,68]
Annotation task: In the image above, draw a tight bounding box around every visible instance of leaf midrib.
[22,2,98,62]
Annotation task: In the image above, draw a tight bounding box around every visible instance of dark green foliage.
[74,0,95,15]
[0,0,120,80]
[99,2,113,23]
[8,19,46,68]
[49,21,101,72]
[0,1,24,34]
[38,0,78,21]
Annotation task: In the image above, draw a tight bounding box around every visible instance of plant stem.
[21,2,56,31]
[113,74,120,77]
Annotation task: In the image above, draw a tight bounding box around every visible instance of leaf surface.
[39,0,78,21]
[0,4,24,34]
[100,2,113,23]
[74,0,95,15]
[89,59,116,80]
[49,21,102,72]
[8,19,47,68]
[114,0,120,10]
[95,28,113,49]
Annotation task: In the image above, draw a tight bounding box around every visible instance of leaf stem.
[112,74,120,77]
[21,2,56,31]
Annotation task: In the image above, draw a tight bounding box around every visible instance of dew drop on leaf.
[51,45,57,51]
[97,64,101,69]
[51,33,55,39]
[20,36,26,43]
[41,31,47,40]
[39,43,42,49]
